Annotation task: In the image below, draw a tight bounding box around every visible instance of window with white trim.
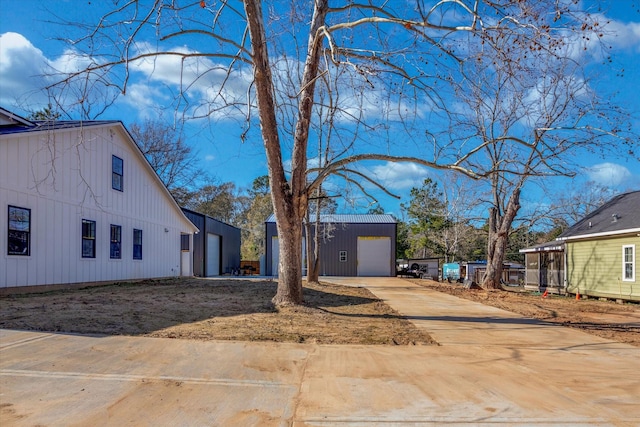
[181,234,190,252]
[339,250,347,262]
[623,245,635,281]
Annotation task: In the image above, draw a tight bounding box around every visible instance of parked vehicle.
[397,258,440,279]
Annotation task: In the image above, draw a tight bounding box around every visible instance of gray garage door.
[357,236,391,276]
[207,233,220,276]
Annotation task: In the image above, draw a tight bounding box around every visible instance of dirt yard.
[0,278,435,345]
[1,277,638,346]
[410,279,640,347]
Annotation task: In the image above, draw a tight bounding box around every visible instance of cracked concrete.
[1,277,639,426]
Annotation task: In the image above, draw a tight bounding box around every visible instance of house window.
[7,206,30,256]
[110,224,122,259]
[82,219,96,258]
[339,250,347,262]
[181,234,190,251]
[133,229,142,260]
[623,245,635,281]
[112,155,123,191]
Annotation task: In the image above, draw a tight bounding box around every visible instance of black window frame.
[133,228,143,260]
[7,205,31,256]
[112,155,123,191]
[110,224,122,259]
[82,219,96,258]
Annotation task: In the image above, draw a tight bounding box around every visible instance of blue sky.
[0,0,638,219]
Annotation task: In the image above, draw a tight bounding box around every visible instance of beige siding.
[566,235,639,301]
[1,124,196,289]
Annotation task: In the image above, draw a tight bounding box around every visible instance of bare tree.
[45,1,632,304]
[130,119,206,206]
[190,181,242,225]
[237,175,273,261]
[435,5,634,289]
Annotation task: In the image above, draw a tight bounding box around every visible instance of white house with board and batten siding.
[0,107,198,292]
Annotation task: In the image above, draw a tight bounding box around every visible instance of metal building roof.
[265,213,396,224]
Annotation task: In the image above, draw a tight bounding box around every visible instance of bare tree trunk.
[483,187,521,289]
[306,196,321,284]
[306,224,321,284]
[244,0,327,305]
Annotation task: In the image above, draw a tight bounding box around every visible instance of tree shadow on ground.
[0,278,401,341]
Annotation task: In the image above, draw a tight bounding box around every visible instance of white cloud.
[0,32,50,109]
[118,82,169,118]
[129,42,253,120]
[586,162,631,186]
[369,162,430,191]
[594,15,640,53]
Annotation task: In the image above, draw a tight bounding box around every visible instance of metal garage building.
[182,209,241,277]
[264,214,397,277]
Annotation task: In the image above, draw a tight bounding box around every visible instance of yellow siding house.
[558,191,640,302]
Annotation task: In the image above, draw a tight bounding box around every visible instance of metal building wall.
[183,210,206,277]
[265,221,278,276]
[265,220,396,277]
[182,209,241,276]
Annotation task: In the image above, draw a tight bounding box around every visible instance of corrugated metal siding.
[1,125,196,288]
[265,221,396,277]
[183,209,241,276]
[566,235,639,301]
[184,211,206,277]
[265,214,396,224]
[206,215,241,275]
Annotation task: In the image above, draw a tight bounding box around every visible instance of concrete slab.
[1,330,308,426]
[2,277,639,426]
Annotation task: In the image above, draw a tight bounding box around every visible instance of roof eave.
[557,228,640,242]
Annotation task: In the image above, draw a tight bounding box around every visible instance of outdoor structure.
[397,258,440,280]
[182,208,241,276]
[557,190,640,301]
[519,241,565,294]
[461,261,525,287]
[265,214,397,277]
[0,107,198,292]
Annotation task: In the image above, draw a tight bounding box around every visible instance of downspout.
[203,215,208,277]
[563,244,569,296]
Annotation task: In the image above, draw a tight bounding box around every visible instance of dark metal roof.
[0,120,119,135]
[519,241,565,253]
[558,190,640,240]
[265,213,396,224]
[181,208,241,230]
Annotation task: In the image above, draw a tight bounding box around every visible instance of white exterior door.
[207,233,221,276]
[180,251,191,276]
[357,236,391,276]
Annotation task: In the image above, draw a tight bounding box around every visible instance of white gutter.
[557,228,640,242]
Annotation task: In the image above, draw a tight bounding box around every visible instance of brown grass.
[0,278,436,345]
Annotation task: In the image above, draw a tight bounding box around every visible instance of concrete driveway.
[1,277,639,426]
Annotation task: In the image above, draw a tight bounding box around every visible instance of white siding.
[1,124,196,288]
